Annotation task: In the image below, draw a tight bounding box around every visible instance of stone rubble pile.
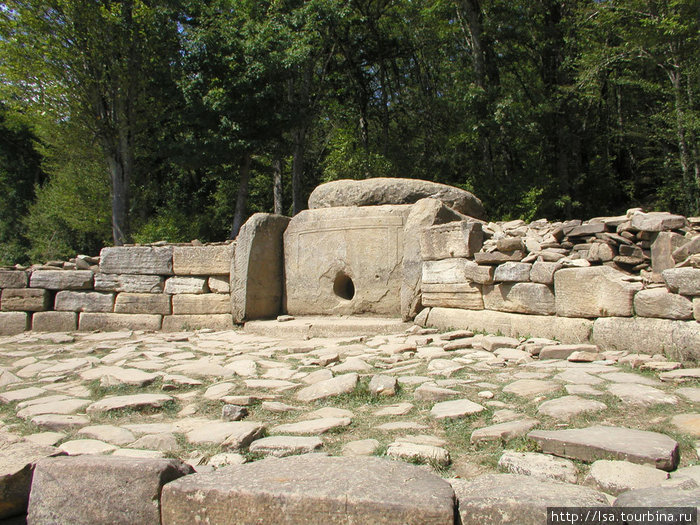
[0,241,235,335]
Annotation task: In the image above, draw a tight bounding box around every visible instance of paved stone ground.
[1,322,699,494]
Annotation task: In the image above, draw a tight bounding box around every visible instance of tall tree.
[0,0,184,244]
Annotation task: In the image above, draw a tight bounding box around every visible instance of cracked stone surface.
[0,321,698,510]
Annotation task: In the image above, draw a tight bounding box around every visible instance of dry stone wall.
[418,209,700,360]
[0,242,234,334]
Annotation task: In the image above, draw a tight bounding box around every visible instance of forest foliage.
[0,0,698,264]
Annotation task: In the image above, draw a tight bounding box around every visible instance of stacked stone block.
[419,210,700,359]
[0,242,234,335]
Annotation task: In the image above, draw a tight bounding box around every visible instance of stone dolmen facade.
[0,178,699,523]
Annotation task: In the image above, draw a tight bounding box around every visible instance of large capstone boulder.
[308,178,485,219]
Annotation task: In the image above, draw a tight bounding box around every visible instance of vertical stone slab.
[650,232,685,274]
[401,198,466,321]
[27,456,193,525]
[232,213,290,323]
[284,206,411,317]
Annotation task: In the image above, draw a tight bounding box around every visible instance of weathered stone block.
[634,288,693,319]
[164,276,208,294]
[29,270,93,290]
[172,244,234,276]
[161,314,233,331]
[695,298,699,322]
[593,316,700,361]
[308,176,485,218]
[114,293,171,315]
[54,291,115,313]
[0,270,28,289]
[630,211,686,232]
[426,307,593,344]
[554,266,642,317]
[78,313,162,331]
[173,293,230,315]
[493,262,531,282]
[401,198,466,320]
[27,456,193,525]
[483,283,555,315]
[99,246,173,275]
[422,282,484,309]
[422,258,494,285]
[232,213,290,323]
[1,289,50,312]
[0,440,61,520]
[94,273,164,293]
[0,312,28,334]
[673,235,700,263]
[528,426,679,471]
[32,312,77,332]
[651,232,686,273]
[452,474,608,525]
[529,261,562,285]
[420,221,483,260]
[208,275,230,294]
[285,206,411,316]
[663,267,700,296]
[474,250,524,264]
[161,455,455,525]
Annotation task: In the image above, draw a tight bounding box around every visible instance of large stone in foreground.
[528,426,679,471]
[554,266,642,318]
[308,177,485,219]
[232,213,290,323]
[27,456,192,525]
[284,205,411,316]
[0,439,61,519]
[161,455,455,525]
[613,486,700,510]
[451,474,608,525]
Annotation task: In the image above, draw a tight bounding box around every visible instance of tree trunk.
[292,127,305,216]
[230,153,251,239]
[273,150,283,216]
[669,68,698,214]
[108,149,130,246]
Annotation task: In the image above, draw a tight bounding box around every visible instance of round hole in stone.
[333,271,355,301]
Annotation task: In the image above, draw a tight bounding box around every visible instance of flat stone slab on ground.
[185,421,265,450]
[584,459,669,496]
[296,373,358,402]
[497,450,578,484]
[528,426,680,471]
[27,455,192,525]
[502,379,560,397]
[59,439,118,456]
[430,399,485,420]
[386,441,450,467]
[606,383,678,406]
[30,414,90,430]
[613,486,700,509]
[671,413,700,437]
[161,455,456,524]
[249,436,323,457]
[16,398,91,419]
[660,368,700,383]
[272,417,351,435]
[451,474,609,525]
[537,395,607,420]
[86,394,173,414]
[470,418,539,444]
